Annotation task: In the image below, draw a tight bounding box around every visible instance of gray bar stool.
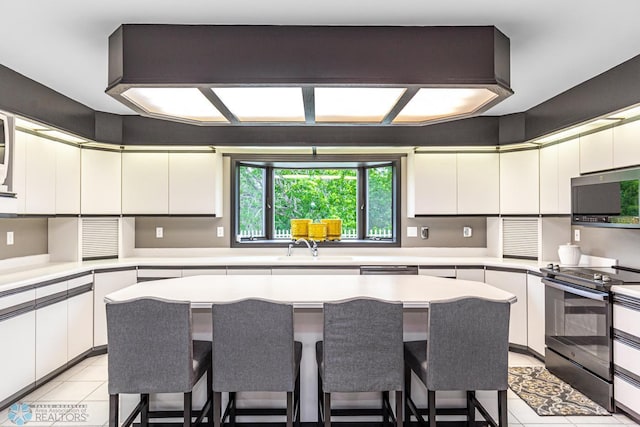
[316,298,404,427]
[211,299,302,427]
[106,297,213,427]
[404,297,511,426]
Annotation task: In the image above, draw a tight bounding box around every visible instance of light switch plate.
[6,231,14,245]
[407,226,418,237]
[217,226,224,237]
[420,226,429,239]
[574,229,581,242]
[155,227,163,238]
[463,226,473,238]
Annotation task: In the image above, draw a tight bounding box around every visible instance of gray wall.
[403,216,487,247]
[572,225,640,268]
[541,216,572,262]
[135,217,227,248]
[0,218,48,260]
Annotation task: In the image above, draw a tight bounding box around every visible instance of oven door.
[544,278,613,380]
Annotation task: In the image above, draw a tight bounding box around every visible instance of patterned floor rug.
[508,366,611,416]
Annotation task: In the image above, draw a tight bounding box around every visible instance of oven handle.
[542,278,608,301]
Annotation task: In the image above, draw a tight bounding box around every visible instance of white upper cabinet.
[81,148,122,214]
[169,152,221,215]
[25,133,56,214]
[12,131,27,214]
[122,152,169,214]
[613,119,640,169]
[413,153,457,214]
[539,144,559,214]
[457,152,499,214]
[55,142,81,214]
[580,128,613,173]
[500,149,539,214]
[557,138,580,213]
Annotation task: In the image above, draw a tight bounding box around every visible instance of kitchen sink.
[275,256,353,262]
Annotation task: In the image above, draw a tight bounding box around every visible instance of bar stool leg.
[141,394,149,427]
[287,391,294,427]
[467,391,475,426]
[395,390,402,427]
[323,392,331,427]
[427,389,436,426]
[498,390,508,427]
[213,392,222,427]
[404,366,412,427]
[383,391,390,425]
[184,392,192,427]
[109,394,119,427]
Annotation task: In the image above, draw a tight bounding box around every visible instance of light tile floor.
[0,352,638,426]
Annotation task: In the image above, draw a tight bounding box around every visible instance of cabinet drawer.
[0,289,35,311]
[137,269,182,280]
[614,305,640,337]
[418,268,456,278]
[614,339,640,377]
[35,281,67,299]
[615,374,640,415]
[67,274,93,291]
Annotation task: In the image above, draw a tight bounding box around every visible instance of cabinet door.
[456,268,485,282]
[122,152,169,214]
[539,144,559,214]
[36,300,68,381]
[81,148,122,214]
[484,269,528,346]
[0,311,36,403]
[67,275,94,361]
[413,153,457,214]
[12,131,27,214]
[94,269,138,347]
[457,153,499,214]
[55,142,81,214]
[580,128,613,173]
[25,133,56,214]
[500,150,539,214]
[613,119,640,169]
[526,274,545,356]
[169,152,219,214]
[557,138,580,214]
[271,268,360,275]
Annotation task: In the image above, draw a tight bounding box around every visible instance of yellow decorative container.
[290,219,312,240]
[308,223,327,242]
[321,219,342,241]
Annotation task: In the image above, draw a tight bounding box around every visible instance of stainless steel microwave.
[572,168,640,228]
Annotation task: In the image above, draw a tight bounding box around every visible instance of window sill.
[231,239,399,248]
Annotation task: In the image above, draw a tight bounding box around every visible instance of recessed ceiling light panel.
[393,88,498,123]
[122,88,228,122]
[212,87,305,122]
[315,88,406,123]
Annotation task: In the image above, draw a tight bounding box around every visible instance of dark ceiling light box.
[106,25,513,126]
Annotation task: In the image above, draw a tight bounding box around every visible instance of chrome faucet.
[287,238,318,257]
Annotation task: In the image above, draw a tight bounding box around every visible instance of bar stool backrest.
[322,298,403,393]
[211,299,296,392]
[107,298,194,394]
[426,297,510,391]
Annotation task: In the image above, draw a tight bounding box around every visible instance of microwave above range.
[572,167,640,228]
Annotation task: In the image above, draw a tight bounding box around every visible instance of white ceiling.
[2,0,640,118]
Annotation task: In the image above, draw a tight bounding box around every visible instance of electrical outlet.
[574,229,581,242]
[407,226,418,237]
[6,231,14,245]
[155,227,163,238]
[217,226,224,237]
[463,226,472,238]
[420,226,429,239]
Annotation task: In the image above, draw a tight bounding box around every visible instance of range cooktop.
[540,265,640,291]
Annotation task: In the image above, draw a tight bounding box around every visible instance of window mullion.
[358,167,367,239]
[265,166,274,240]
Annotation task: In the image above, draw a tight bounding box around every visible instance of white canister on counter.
[558,243,582,266]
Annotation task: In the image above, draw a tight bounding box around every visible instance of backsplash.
[403,216,487,248]
[0,218,48,260]
[572,225,640,268]
[135,217,228,248]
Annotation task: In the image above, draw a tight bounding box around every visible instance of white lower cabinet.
[418,267,456,278]
[526,273,545,356]
[94,269,138,347]
[484,269,528,346]
[0,310,36,404]
[271,268,360,275]
[67,291,94,361]
[455,267,485,282]
[613,298,640,418]
[35,299,68,381]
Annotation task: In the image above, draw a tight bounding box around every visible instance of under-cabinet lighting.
[122,88,228,123]
[315,88,405,123]
[533,119,617,144]
[394,88,498,123]
[212,87,305,122]
[37,130,88,144]
[15,118,49,132]
[607,105,640,120]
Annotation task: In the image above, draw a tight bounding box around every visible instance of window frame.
[230,154,402,247]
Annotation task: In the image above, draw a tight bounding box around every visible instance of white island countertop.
[104,274,517,309]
